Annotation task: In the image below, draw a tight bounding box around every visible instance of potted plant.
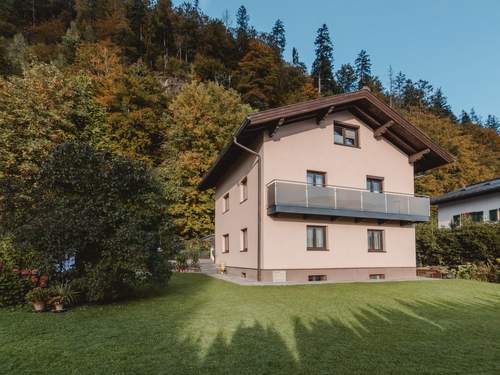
[26,287,49,312]
[48,282,79,312]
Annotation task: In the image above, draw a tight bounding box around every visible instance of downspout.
[233,136,262,282]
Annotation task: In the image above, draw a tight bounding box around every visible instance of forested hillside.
[0,0,499,239]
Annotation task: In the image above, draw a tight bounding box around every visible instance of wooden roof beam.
[374,120,395,140]
[268,117,285,139]
[409,148,430,164]
[316,106,335,125]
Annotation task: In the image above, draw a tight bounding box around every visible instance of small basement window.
[241,272,247,279]
[308,275,327,282]
[369,274,385,280]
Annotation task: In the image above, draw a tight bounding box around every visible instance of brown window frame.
[307,170,327,187]
[334,122,360,148]
[240,177,248,203]
[306,225,328,251]
[366,175,384,193]
[222,234,229,253]
[368,229,385,252]
[240,228,248,252]
[222,193,230,213]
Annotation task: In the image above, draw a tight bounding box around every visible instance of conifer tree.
[291,47,307,72]
[311,24,335,94]
[270,19,286,56]
[429,88,452,118]
[335,63,356,93]
[485,115,500,132]
[460,110,472,124]
[354,49,372,89]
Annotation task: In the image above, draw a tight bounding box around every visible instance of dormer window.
[334,123,359,147]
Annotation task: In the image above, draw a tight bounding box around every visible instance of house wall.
[214,137,262,269]
[260,111,416,275]
[437,193,500,228]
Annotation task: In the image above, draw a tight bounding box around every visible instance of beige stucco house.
[199,88,453,282]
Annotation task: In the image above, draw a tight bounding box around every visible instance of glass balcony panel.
[276,181,307,207]
[336,188,362,211]
[362,191,386,213]
[386,194,409,215]
[410,196,429,217]
[307,185,335,208]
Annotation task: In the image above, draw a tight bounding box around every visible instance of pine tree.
[311,24,335,95]
[393,71,406,106]
[335,63,356,93]
[429,88,452,118]
[460,110,472,124]
[270,19,286,56]
[485,114,500,132]
[354,49,372,89]
[291,47,307,72]
[469,108,481,125]
[235,5,251,56]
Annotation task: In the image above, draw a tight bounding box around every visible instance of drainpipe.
[233,136,262,282]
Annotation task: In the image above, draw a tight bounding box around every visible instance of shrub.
[0,268,34,306]
[4,142,176,303]
[176,253,188,272]
[417,221,500,267]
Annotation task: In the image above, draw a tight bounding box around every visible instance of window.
[240,228,248,252]
[223,193,229,213]
[222,234,229,253]
[452,214,461,227]
[369,274,385,280]
[307,171,326,186]
[368,229,384,252]
[366,176,384,193]
[240,177,248,202]
[489,209,499,222]
[464,211,483,223]
[307,225,327,250]
[308,275,327,282]
[241,272,247,279]
[334,123,359,147]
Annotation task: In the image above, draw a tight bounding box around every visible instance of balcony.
[267,180,430,222]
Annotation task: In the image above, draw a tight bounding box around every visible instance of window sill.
[240,249,248,252]
[307,248,330,251]
[240,198,248,204]
[334,142,360,149]
[368,250,386,253]
[221,251,229,254]
[222,210,229,214]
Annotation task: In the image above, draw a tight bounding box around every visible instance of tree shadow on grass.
[168,296,500,375]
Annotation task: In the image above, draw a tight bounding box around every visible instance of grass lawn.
[1,274,499,374]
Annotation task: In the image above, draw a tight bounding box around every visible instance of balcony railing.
[267,180,430,222]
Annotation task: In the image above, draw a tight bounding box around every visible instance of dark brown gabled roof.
[431,177,500,205]
[198,88,454,190]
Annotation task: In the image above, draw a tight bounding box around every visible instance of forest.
[0,1,499,300]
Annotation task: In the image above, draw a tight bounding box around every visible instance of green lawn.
[1,274,499,374]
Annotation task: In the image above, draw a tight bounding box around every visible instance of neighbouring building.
[198,88,453,282]
[431,177,500,228]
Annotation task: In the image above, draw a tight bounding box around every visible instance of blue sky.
[177,0,500,119]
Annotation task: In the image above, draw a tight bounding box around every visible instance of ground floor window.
[307,225,327,250]
[464,211,484,223]
[308,275,327,282]
[222,234,229,253]
[489,209,499,222]
[368,229,384,252]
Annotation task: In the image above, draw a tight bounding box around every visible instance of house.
[198,88,453,282]
[431,177,500,228]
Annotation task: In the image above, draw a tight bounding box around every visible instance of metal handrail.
[265,178,428,198]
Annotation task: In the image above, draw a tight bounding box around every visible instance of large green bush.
[0,268,33,306]
[417,221,500,266]
[4,142,177,303]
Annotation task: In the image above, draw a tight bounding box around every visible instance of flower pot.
[53,303,65,312]
[32,302,45,312]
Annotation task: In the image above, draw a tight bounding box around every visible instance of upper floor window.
[223,193,229,213]
[489,209,499,222]
[368,229,384,252]
[366,176,384,193]
[307,171,326,187]
[334,123,359,147]
[307,225,327,250]
[240,177,248,202]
